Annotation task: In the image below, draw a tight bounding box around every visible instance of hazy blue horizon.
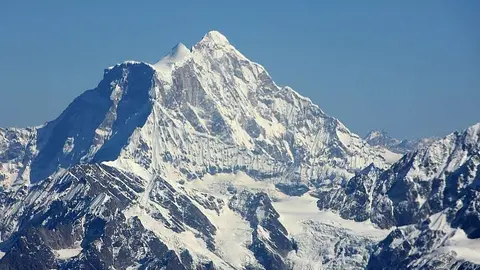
[1,1,478,140]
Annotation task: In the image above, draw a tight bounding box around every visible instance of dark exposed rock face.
[31,62,154,184]
[0,228,58,270]
[0,163,297,269]
[275,183,310,197]
[316,163,382,223]
[149,177,217,250]
[319,125,480,230]
[318,124,480,269]
[229,191,294,270]
[63,215,185,270]
[367,213,480,270]
[0,164,186,270]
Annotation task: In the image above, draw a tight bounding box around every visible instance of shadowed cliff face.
[30,62,154,183]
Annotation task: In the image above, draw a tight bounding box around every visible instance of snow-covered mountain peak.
[197,30,230,46]
[111,32,402,187]
[0,31,403,191]
[153,42,192,75]
[158,42,191,63]
[190,30,250,62]
[171,42,190,54]
[364,129,439,154]
[463,122,480,147]
[365,130,391,141]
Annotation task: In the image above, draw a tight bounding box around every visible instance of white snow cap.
[154,43,191,66]
[168,42,191,60]
[464,122,480,146]
[198,30,230,46]
[153,42,192,73]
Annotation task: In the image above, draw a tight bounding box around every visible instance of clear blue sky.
[0,1,478,139]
